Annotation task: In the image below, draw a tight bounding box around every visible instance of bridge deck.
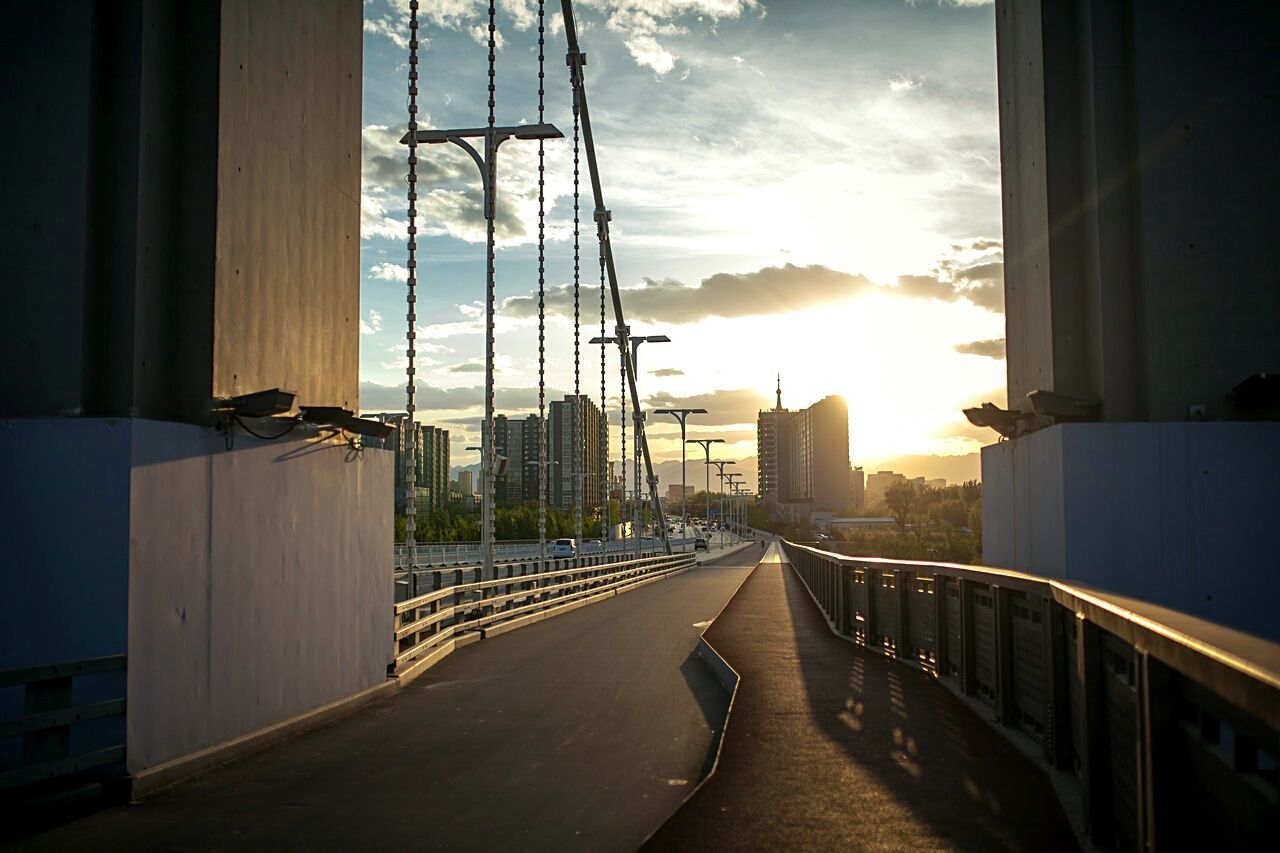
[19,552,758,852]
[647,546,1078,851]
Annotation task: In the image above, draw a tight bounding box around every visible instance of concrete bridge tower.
[0,0,392,782]
[984,0,1280,639]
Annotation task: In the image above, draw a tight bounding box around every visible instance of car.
[549,538,577,558]
[694,536,708,551]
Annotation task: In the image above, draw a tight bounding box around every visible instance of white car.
[549,538,577,558]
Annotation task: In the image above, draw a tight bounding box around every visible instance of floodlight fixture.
[214,388,297,418]
[962,402,1031,439]
[299,406,355,426]
[342,417,395,440]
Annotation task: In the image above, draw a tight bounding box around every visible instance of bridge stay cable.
[536,0,548,571]
[561,0,672,555]
[403,0,421,595]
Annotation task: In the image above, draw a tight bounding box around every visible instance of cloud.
[360,379,568,413]
[450,362,486,373]
[625,34,676,74]
[954,338,1005,359]
[360,309,383,335]
[369,262,409,282]
[361,192,404,241]
[652,367,685,377]
[888,74,922,92]
[502,262,1003,325]
[644,387,771,426]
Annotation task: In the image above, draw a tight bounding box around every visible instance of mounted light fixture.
[213,388,297,418]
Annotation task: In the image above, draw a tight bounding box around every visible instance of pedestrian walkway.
[647,553,1078,851]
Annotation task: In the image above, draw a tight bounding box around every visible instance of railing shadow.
[773,562,1077,850]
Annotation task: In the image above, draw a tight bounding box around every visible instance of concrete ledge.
[130,678,397,800]
[694,636,738,695]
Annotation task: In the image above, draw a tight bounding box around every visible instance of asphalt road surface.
[17,551,758,852]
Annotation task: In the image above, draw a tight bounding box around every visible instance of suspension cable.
[572,88,583,544]
[404,0,421,595]
[599,222,608,545]
[536,0,547,567]
[619,324,627,551]
[481,0,498,579]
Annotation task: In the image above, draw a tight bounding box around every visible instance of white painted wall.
[126,420,392,771]
[983,422,1280,641]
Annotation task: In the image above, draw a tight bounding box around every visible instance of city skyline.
[357,0,1005,479]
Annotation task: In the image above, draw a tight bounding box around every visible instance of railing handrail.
[0,654,128,792]
[394,552,683,615]
[785,540,1280,710]
[392,552,697,678]
[781,539,1279,850]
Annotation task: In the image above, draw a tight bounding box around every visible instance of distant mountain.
[857,453,982,484]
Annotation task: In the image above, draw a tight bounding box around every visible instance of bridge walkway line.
[646,543,1078,852]
[16,550,760,852]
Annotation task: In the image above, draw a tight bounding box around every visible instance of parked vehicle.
[694,536,708,551]
[549,538,577,558]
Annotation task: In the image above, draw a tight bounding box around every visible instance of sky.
[358,0,1008,489]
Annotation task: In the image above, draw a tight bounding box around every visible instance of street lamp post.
[591,331,670,558]
[709,460,736,550]
[686,439,724,544]
[726,472,743,542]
[406,122,563,583]
[654,407,707,551]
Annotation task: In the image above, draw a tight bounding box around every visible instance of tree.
[885,481,916,532]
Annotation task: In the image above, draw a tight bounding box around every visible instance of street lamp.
[686,439,724,542]
[592,330,671,558]
[709,460,736,549]
[406,121,564,583]
[654,407,707,551]
[725,472,743,542]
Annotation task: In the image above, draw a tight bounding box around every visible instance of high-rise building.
[757,379,850,513]
[548,395,605,513]
[756,374,790,501]
[457,469,473,496]
[850,467,865,511]
[368,414,450,514]
[493,414,523,506]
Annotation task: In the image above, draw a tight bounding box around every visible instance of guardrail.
[0,655,127,793]
[782,541,1279,851]
[393,538,689,568]
[392,552,697,680]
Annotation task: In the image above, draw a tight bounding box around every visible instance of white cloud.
[360,309,383,335]
[361,191,404,241]
[888,74,922,92]
[624,34,676,75]
[369,262,409,282]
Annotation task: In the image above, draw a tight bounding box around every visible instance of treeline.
[747,481,984,564]
[394,503,608,543]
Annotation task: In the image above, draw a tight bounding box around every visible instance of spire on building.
[775,373,782,411]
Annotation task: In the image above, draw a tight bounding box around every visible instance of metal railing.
[393,537,685,568]
[0,655,127,792]
[782,541,1279,851]
[392,551,697,679]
